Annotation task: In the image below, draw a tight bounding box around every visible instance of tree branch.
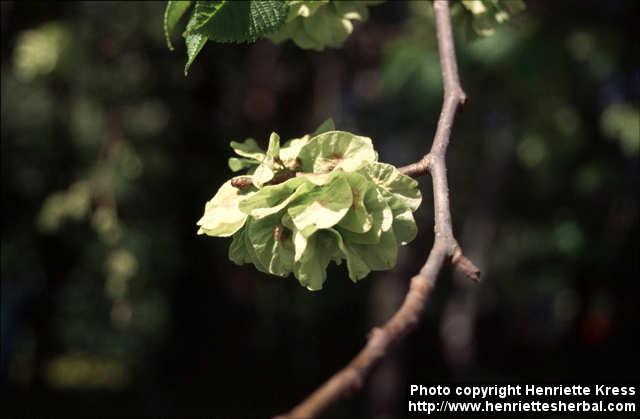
[275,2,479,417]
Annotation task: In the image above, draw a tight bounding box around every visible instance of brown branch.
[275,2,479,418]
[398,154,430,178]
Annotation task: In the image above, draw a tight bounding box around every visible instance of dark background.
[2,1,638,417]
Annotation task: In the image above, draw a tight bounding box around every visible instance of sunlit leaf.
[239,177,313,219]
[199,125,421,290]
[196,179,255,236]
[359,162,422,211]
[337,172,373,233]
[228,157,259,172]
[287,172,353,233]
[298,130,378,173]
[252,132,281,187]
[338,185,392,244]
[312,118,335,135]
[230,138,265,161]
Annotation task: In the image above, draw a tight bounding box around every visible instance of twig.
[274,2,479,417]
[398,154,431,178]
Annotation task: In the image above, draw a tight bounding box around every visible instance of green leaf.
[457,0,527,37]
[298,131,378,173]
[189,0,288,43]
[251,132,281,188]
[182,1,223,75]
[278,118,335,163]
[265,131,281,159]
[325,227,370,281]
[228,157,259,172]
[360,162,422,211]
[332,1,370,21]
[291,19,324,50]
[243,217,269,273]
[280,134,309,162]
[189,0,226,32]
[164,0,193,50]
[293,229,341,291]
[230,138,265,161]
[268,0,381,50]
[312,118,335,135]
[302,5,352,48]
[239,177,313,219]
[197,179,255,236]
[184,32,207,75]
[339,185,393,245]
[461,0,488,15]
[247,213,295,277]
[499,0,526,14]
[337,172,373,233]
[345,228,398,272]
[287,172,353,233]
[287,0,330,21]
[229,224,251,265]
[385,192,417,245]
[198,124,421,290]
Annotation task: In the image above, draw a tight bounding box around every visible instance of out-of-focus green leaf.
[268,0,383,50]
[456,0,526,38]
[333,1,370,22]
[601,103,640,156]
[302,6,351,49]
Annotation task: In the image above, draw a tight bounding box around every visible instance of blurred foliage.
[268,0,383,51]
[1,0,639,417]
[600,102,640,156]
[13,22,70,82]
[456,0,526,37]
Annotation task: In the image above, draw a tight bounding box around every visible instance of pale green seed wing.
[197,179,254,237]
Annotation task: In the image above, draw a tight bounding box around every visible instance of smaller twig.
[451,243,481,282]
[398,154,431,178]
